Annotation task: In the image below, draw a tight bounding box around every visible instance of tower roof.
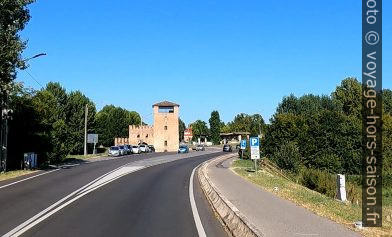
[152,101,180,107]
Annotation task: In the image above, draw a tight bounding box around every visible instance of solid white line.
[189,165,207,237]
[3,164,144,237]
[0,169,60,190]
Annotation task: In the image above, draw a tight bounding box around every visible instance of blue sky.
[18,0,391,125]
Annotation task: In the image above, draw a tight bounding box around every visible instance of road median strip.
[197,154,263,237]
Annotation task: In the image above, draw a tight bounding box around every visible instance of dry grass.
[0,170,38,182]
[231,159,392,237]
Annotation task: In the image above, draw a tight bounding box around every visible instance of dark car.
[148,145,155,152]
[223,144,232,152]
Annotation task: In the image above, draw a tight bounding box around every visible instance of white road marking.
[189,165,207,237]
[3,164,144,237]
[0,169,60,190]
[4,151,220,236]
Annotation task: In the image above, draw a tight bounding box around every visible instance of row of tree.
[188,111,265,145]
[7,82,141,169]
[263,77,392,176]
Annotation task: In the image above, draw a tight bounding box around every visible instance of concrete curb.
[197,154,264,237]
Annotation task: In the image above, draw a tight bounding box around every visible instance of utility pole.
[84,104,88,156]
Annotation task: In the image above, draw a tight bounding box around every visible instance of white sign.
[250,137,260,160]
[87,134,98,144]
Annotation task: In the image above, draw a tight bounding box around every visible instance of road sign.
[250,137,260,160]
[240,140,247,150]
[87,134,98,144]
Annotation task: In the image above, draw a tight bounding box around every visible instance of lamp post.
[0,53,46,172]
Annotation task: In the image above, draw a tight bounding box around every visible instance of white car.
[131,145,141,154]
[108,146,120,156]
[139,144,150,153]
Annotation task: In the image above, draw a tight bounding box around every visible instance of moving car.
[195,144,205,151]
[131,145,141,154]
[108,146,121,156]
[223,144,233,152]
[178,145,189,153]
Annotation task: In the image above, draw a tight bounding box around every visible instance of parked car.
[118,145,126,155]
[195,144,205,151]
[108,146,121,156]
[126,145,133,154]
[223,144,232,152]
[178,145,189,153]
[123,145,131,155]
[148,145,155,152]
[131,145,141,154]
[139,144,150,153]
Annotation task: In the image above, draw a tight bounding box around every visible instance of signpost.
[240,140,247,159]
[250,137,260,171]
[87,134,98,154]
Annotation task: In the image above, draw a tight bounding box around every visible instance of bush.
[271,141,302,173]
[300,168,336,198]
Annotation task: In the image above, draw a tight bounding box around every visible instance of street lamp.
[0,53,46,172]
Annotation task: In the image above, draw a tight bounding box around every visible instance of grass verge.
[65,153,106,160]
[0,170,38,182]
[231,159,392,237]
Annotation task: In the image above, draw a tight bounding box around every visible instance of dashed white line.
[189,164,207,237]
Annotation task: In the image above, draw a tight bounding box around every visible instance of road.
[0,151,228,237]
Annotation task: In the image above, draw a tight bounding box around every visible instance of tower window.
[158,106,174,113]
[164,126,168,130]
[164,141,168,146]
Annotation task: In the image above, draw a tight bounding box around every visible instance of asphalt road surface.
[0,151,228,237]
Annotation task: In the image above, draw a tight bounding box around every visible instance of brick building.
[115,101,180,152]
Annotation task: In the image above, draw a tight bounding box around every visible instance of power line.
[24,70,44,88]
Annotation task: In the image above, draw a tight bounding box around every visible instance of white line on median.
[0,169,60,190]
[189,165,207,237]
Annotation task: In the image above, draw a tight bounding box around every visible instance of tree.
[383,89,392,115]
[65,91,96,154]
[271,141,302,173]
[224,113,265,136]
[95,105,141,147]
[191,120,209,142]
[32,87,70,163]
[7,83,50,168]
[209,111,221,145]
[179,118,186,142]
[331,77,362,117]
[0,0,34,87]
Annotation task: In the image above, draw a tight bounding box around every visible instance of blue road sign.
[250,137,259,147]
[240,140,247,149]
[250,137,260,160]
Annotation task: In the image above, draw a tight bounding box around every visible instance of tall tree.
[95,105,141,147]
[209,111,221,145]
[65,91,96,154]
[0,0,34,88]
